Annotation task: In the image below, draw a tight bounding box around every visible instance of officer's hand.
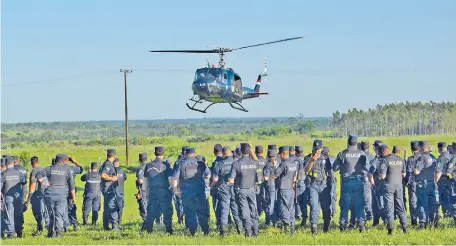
[71,198,76,205]
[174,190,182,198]
[68,156,76,163]
[136,193,142,200]
[24,201,30,207]
[111,176,118,182]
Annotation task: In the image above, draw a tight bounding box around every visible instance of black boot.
[388,228,393,235]
[220,225,226,237]
[82,218,87,226]
[17,232,23,238]
[73,224,78,232]
[311,224,318,235]
[403,227,408,234]
[7,234,14,239]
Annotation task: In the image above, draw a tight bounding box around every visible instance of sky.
[1,0,455,123]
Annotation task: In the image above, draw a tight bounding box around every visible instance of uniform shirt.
[141,158,172,190]
[332,146,368,179]
[437,151,451,180]
[263,160,276,187]
[29,167,45,197]
[415,152,441,182]
[379,154,406,185]
[114,167,127,195]
[229,156,259,189]
[256,156,266,184]
[369,156,385,185]
[37,163,75,197]
[364,151,375,164]
[136,162,149,193]
[274,158,298,190]
[100,160,115,194]
[1,167,26,198]
[81,171,101,197]
[305,156,331,182]
[172,157,210,194]
[14,164,27,196]
[405,152,422,184]
[63,164,83,179]
[212,156,236,186]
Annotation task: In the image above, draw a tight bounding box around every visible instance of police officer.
[322,146,336,220]
[369,140,386,227]
[414,141,441,229]
[81,162,101,226]
[333,135,367,232]
[304,140,332,234]
[63,155,83,232]
[211,146,242,236]
[11,155,26,235]
[405,141,421,226]
[377,144,408,235]
[263,149,278,227]
[436,142,451,218]
[136,153,149,226]
[37,154,76,238]
[100,149,119,230]
[449,142,456,223]
[141,146,173,234]
[210,144,223,222]
[255,145,266,217]
[359,141,374,221]
[1,156,27,239]
[173,146,188,224]
[24,156,49,235]
[294,145,309,227]
[228,143,259,237]
[0,157,6,238]
[113,158,127,227]
[171,147,211,236]
[274,146,299,235]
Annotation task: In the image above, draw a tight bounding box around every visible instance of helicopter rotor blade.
[149,49,219,53]
[232,36,303,51]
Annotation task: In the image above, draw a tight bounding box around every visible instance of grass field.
[3,134,456,245]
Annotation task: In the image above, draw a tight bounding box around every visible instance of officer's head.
[240,143,250,156]
[213,144,223,156]
[410,141,419,152]
[392,146,401,156]
[347,134,358,147]
[54,155,64,165]
[268,145,277,151]
[312,140,323,154]
[139,153,147,163]
[379,145,390,158]
[113,158,120,167]
[12,155,19,165]
[255,145,264,156]
[90,162,98,171]
[267,149,276,161]
[288,146,295,155]
[373,140,383,154]
[418,141,429,152]
[182,146,189,155]
[235,146,242,157]
[4,156,14,168]
[155,146,165,158]
[31,156,39,167]
[360,141,369,152]
[186,147,196,158]
[322,146,330,155]
[448,146,454,155]
[452,142,456,154]
[279,146,289,159]
[437,142,447,153]
[222,146,232,157]
[295,145,303,156]
[107,149,116,160]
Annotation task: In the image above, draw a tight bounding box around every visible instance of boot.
[220,225,226,237]
[359,225,365,233]
[17,232,23,238]
[82,218,87,226]
[403,227,408,234]
[311,224,318,235]
[7,234,14,239]
[388,228,393,235]
[290,224,295,236]
[73,224,78,232]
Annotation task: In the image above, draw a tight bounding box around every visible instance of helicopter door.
[233,73,242,96]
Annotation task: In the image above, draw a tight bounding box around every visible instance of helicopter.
[149,37,303,113]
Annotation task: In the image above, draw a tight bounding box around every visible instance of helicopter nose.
[192,78,214,95]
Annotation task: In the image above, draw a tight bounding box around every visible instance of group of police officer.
[1,137,456,238]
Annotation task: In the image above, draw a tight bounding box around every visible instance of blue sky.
[2,0,455,123]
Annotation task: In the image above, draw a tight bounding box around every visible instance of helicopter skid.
[230,102,248,112]
[186,99,217,113]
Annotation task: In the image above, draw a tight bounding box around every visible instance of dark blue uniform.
[114,166,127,225]
[449,154,456,222]
[296,154,309,227]
[436,151,451,217]
[81,171,101,225]
[369,156,386,225]
[136,162,149,224]
[172,156,211,235]
[256,156,266,216]
[100,159,118,230]
[274,157,298,233]
[405,151,421,225]
[363,151,375,220]
[212,156,242,234]
[1,167,27,237]
[173,157,184,224]
[29,167,49,231]
[142,158,173,233]
[13,164,27,234]
[263,158,277,226]
[229,156,259,237]
[210,155,223,218]
[305,155,332,233]
[63,164,82,230]
[332,146,368,231]
[379,153,407,233]
[37,163,75,237]
[415,152,441,227]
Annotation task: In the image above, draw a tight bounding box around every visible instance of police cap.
[55,154,66,163]
[12,156,19,161]
[437,142,447,149]
[348,134,358,144]
[392,146,400,154]
[31,156,39,165]
[268,144,277,150]
[240,143,250,155]
[452,142,456,148]
[313,140,323,150]
[222,146,231,153]
[139,153,147,160]
[1,154,10,158]
[379,144,389,154]
[255,145,263,153]
[295,145,303,152]
[373,140,383,148]
[4,156,13,165]
[279,146,289,153]
[288,146,295,152]
[155,146,164,155]
[113,158,120,163]
[182,146,189,153]
[214,144,223,153]
[90,162,98,169]
[322,146,330,154]
[418,141,428,147]
[107,149,116,155]
[360,141,369,150]
[410,141,419,149]
[267,149,276,158]
[186,148,195,154]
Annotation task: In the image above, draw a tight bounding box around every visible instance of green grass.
[3,134,456,245]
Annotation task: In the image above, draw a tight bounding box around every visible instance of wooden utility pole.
[120,69,132,166]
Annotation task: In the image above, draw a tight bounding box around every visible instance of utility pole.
[120,69,132,166]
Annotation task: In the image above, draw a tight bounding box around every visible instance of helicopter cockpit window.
[195,68,221,80]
